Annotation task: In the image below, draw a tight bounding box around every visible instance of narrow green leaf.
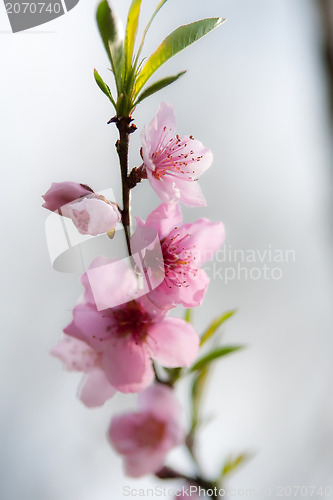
[135,71,186,104]
[96,0,124,92]
[220,453,252,479]
[200,309,237,346]
[184,307,192,324]
[94,68,116,107]
[135,0,168,65]
[123,0,142,79]
[189,345,244,373]
[135,17,225,95]
[191,366,209,429]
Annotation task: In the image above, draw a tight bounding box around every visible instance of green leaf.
[135,17,225,95]
[96,0,124,93]
[220,453,252,479]
[191,366,209,429]
[123,0,142,79]
[200,309,237,346]
[94,68,116,107]
[189,345,244,373]
[184,307,192,324]
[135,0,168,65]
[135,71,186,104]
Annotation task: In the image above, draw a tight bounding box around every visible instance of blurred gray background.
[0,0,332,498]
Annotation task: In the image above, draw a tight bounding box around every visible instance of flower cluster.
[44,103,225,478]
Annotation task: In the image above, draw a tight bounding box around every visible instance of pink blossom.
[42,181,93,211]
[109,384,184,477]
[136,202,225,309]
[60,194,121,236]
[64,258,199,393]
[42,182,121,236]
[51,335,116,407]
[141,102,213,207]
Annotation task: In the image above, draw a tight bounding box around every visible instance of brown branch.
[155,466,218,496]
[316,0,333,118]
[114,116,135,254]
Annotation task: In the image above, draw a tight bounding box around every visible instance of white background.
[0,0,332,499]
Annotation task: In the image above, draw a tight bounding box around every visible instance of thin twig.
[114,116,134,255]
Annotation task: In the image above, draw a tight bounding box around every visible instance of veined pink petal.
[178,136,213,176]
[140,133,155,173]
[61,196,120,236]
[169,177,207,207]
[147,317,199,368]
[137,202,183,240]
[143,102,177,153]
[175,269,210,308]
[78,368,116,407]
[50,335,98,371]
[63,302,113,352]
[42,181,93,212]
[101,337,154,393]
[179,219,225,266]
[144,284,178,310]
[146,170,179,205]
[145,268,209,309]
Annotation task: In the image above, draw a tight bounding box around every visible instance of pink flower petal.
[145,268,209,309]
[108,383,184,477]
[61,196,120,236]
[109,413,148,454]
[78,368,116,407]
[144,284,178,310]
[180,219,225,266]
[101,337,154,393]
[81,257,139,310]
[175,269,210,308]
[144,102,177,153]
[146,163,208,207]
[169,177,207,207]
[124,449,167,477]
[129,224,166,295]
[111,419,169,475]
[137,202,183,240]
[178,136,213,176]
[42,181,93,212]
[147,317,199,368]
[137,294,167,322]
[50,335,98,371]
[138,384,182,423]
[63,302,113,352]
[146,170,180,205]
